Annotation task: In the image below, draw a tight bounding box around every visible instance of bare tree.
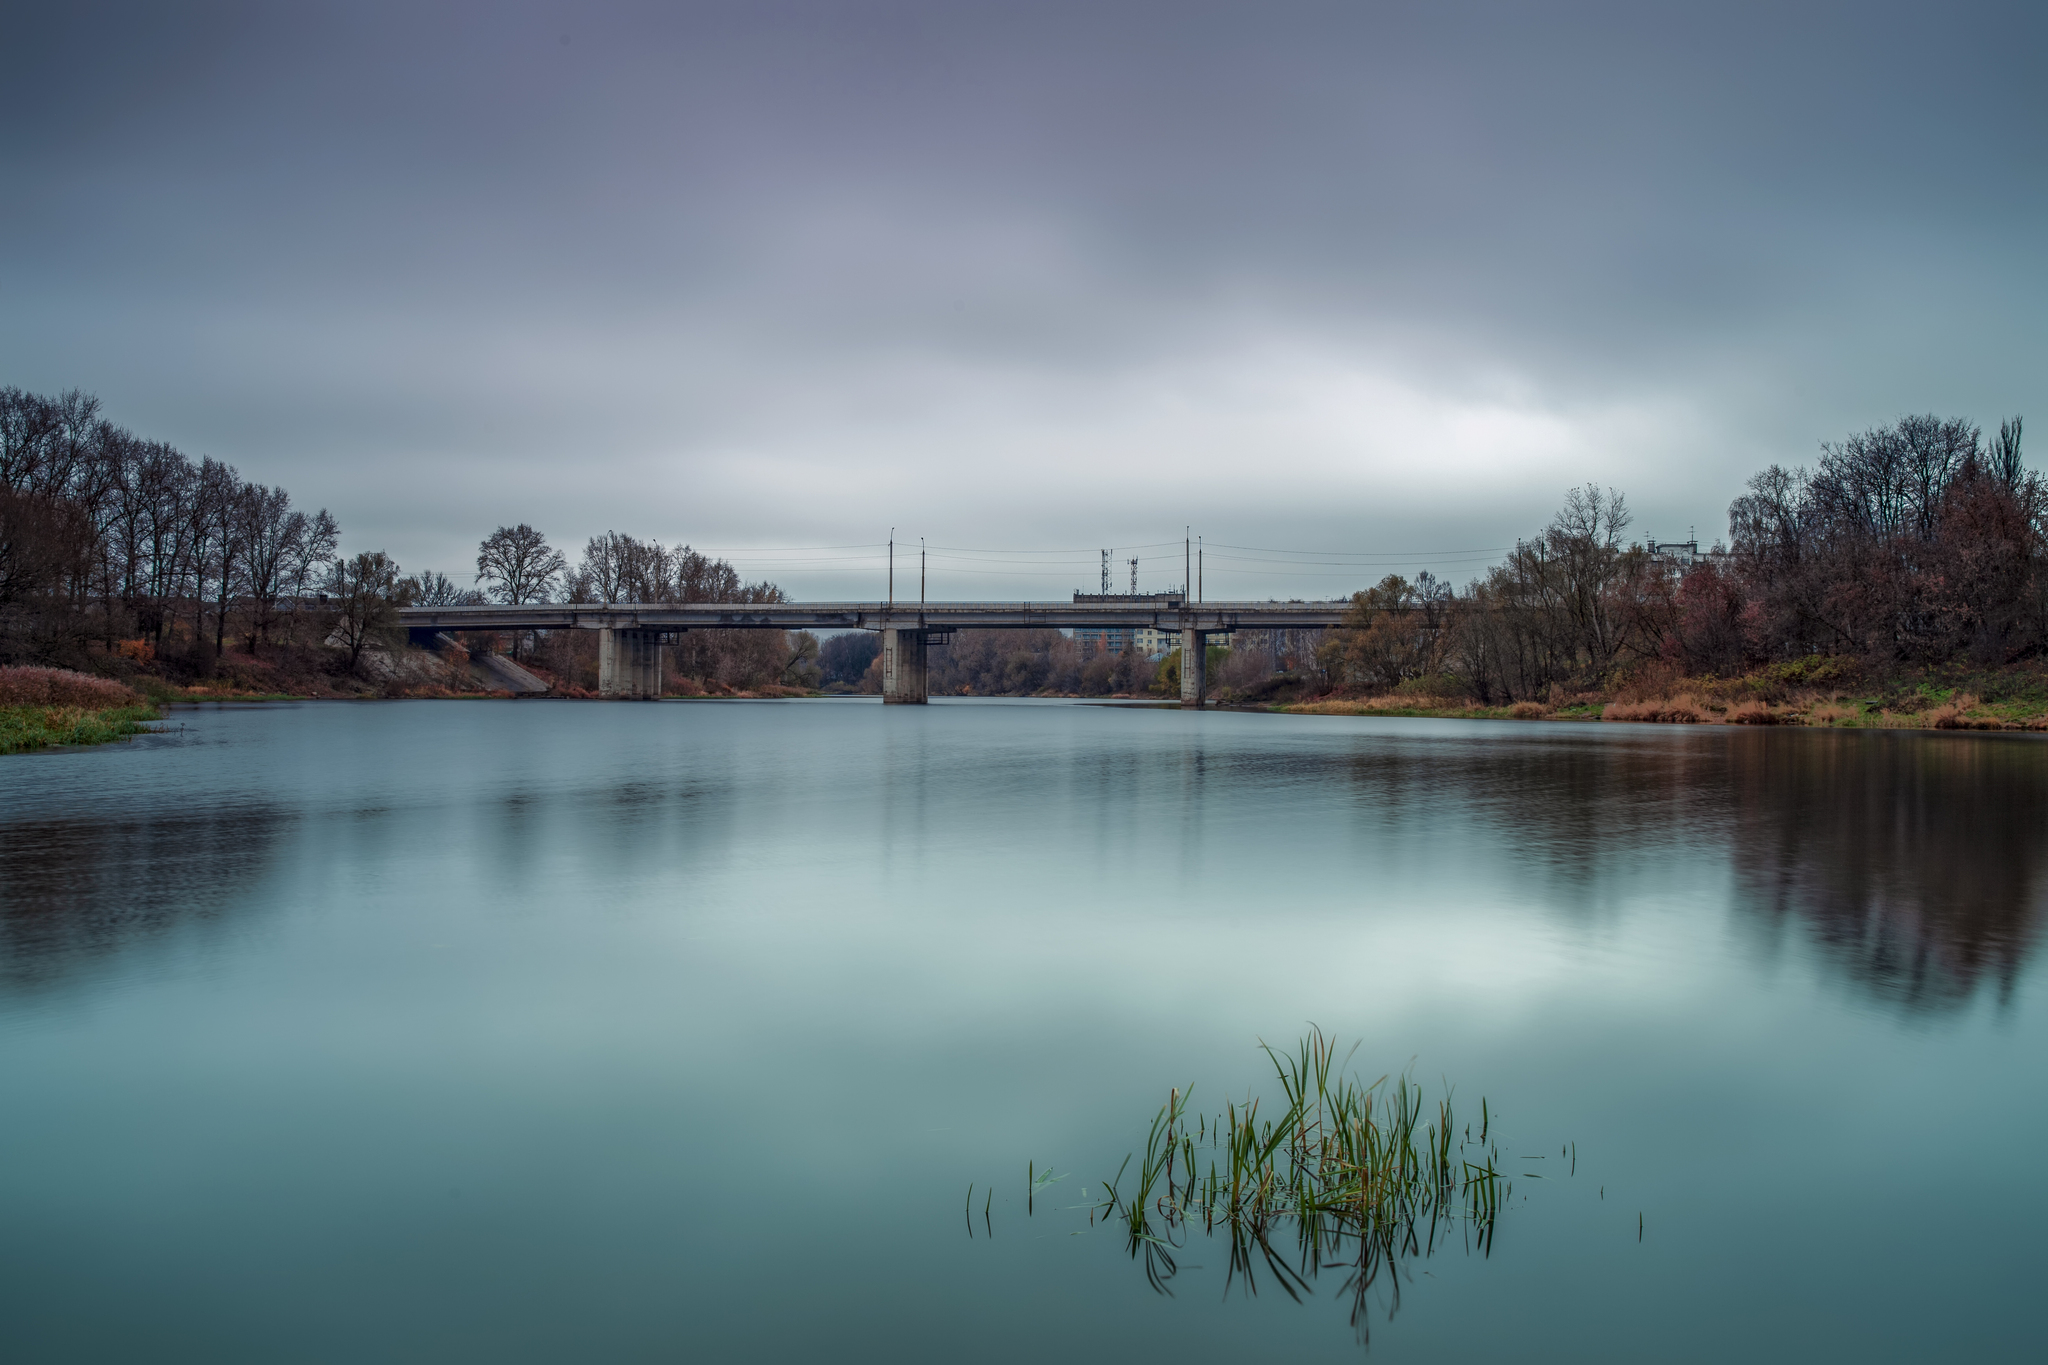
[579,531,629,603]
[236,483,300,654]
[327,550,399,672]
[1990,415,2025,488]
[275,508,338,648]
[476,524,565,605]
[1547,484,1637,680]
[399,569,482,607]
[182,459,226,663]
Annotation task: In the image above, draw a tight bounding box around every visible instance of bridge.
[396,597,1352,705]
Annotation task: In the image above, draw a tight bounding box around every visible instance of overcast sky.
[4,1,2043,599]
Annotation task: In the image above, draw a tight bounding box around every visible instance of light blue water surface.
[1,698,2042,1361]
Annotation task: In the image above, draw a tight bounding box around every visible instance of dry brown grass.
[0,666,142,709]
[1930,694,2007,730]
[1509,700,1548,719]
[1724,699,1784,725]
[1807,702,1857,725]
[1611,662,1686,703]
[1603,693,1709,723]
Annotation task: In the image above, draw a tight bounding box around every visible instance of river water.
[1,699,2042,1361]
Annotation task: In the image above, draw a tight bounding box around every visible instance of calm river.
[2,700,2042,1361]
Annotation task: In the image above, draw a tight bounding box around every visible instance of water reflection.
[1727,731,2048,1011]
[1264,725,2048,1012]
[0,704,2042,1360]
[1340,727,2047,1011]
[0,808,289,993]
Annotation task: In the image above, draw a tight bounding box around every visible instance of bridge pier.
[1180,627,1207,708]
[881,627,928,704]
[598,628,663,699]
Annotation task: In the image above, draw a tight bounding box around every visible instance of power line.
[1208,544,1510,558]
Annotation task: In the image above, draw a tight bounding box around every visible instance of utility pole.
[1100,549,1110,595]
[1185,529,1190,600]
[889,530,894,610]
[1128,557,1138,595]
[1198,536,1203,603]
[920,537,925,607]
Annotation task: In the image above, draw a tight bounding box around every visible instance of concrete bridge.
[397,597,1351,705]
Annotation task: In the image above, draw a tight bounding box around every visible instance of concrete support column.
[1180,627,1206,708]
[881,627,928,705]
[598,628,664,699]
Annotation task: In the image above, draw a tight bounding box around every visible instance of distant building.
[1071,591,1182,656]
[1125,623,1240,658]
[1132,625,1175,658]
[1645,539,1731,578]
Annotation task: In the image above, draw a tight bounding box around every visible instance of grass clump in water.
[0,703,163,753]
[1086,1029,1508,1339]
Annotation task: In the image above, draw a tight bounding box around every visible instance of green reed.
[1090,1028,1505,1326]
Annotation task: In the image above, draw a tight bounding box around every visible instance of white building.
[1131,625,1238,659]
[1132,625,1175,658]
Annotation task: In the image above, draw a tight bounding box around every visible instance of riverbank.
[32,637,830,706]
[1263,658,2048,730]
[0,667,163,753]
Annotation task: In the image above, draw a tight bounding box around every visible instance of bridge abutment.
[598,628,664,699]
[882,627,928,704]
[1180,627,1206,708]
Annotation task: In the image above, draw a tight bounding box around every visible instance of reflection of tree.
[0,809,286,994]
[1332,733,1732,897]
[1311,727,2046,1013]
[1727,732,2047,1011]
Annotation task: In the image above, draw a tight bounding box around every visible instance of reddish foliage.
[0,666,143,708]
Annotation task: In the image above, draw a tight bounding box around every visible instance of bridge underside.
[398,600,1347,705]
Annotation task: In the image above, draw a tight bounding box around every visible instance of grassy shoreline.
[1267,679,2048,730]
[1267,697,2048,728]
[0,703,165,754]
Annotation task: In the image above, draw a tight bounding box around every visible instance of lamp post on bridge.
[1178,528,1208,710]
[880,527,929,705]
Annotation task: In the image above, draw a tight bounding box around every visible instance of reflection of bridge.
[396,598,1350,704]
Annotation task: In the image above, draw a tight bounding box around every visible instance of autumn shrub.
[1603,694,1707,723]
[1509,700,1548,719]
[0,666,142,709]
[1725,700,1783,725]
[1612,662,1685,704]
[1930,694,2005,729]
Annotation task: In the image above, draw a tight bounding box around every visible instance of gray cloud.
[4,1,2043,597]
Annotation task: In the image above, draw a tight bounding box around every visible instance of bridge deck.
[397,600,1352,632]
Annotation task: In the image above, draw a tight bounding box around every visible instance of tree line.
[6,387,2031,699]
[499,526,812,690]
[0,387,808,690]
[1324,413,2036,701]
[1,387,341,667]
